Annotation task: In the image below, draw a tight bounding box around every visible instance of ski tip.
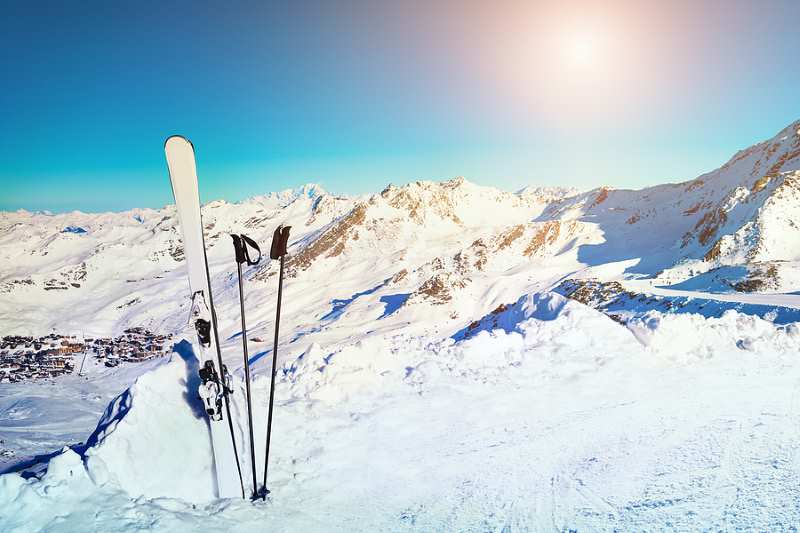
[164,135,194,151]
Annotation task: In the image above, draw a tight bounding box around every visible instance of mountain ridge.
[1,119,800,346]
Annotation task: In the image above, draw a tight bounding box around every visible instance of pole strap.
[231,234,262,265]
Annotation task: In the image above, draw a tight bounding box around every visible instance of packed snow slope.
[4,299,800,531]
[2,119,800,530]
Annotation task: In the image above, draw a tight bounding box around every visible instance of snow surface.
[4,299,800,530]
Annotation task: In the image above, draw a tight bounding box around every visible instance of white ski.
[165,135,245,499]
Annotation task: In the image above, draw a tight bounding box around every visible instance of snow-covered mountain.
[3,120,800,531]
[2,119,800,342]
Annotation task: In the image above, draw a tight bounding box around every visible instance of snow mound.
[628,309,800,361]
[83,350,215,502]
[452,292,571,340]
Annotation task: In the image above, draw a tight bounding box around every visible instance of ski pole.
[262,224,291,499]
[231,233,262,500]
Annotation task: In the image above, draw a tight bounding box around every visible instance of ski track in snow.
[625,279,800,309]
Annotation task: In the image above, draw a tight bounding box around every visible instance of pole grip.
[230,234,246,264]
[270,225,291,260]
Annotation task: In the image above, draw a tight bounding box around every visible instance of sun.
[563,30,599,69]
[561,28,605,71]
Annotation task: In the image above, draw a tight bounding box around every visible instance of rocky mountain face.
[2,120,800,343]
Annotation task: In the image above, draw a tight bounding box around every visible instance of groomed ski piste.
[3,120,800,530]
[3,303,800,530]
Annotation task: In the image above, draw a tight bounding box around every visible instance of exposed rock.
[733,263,780,292]
[280,203,368,275]
[497,225,525,250]
[524,222,562,257]
[589,187,610,208]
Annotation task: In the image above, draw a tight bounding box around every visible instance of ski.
[164,135,246,499]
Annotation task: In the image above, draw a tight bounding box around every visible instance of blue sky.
[1,0,799,212]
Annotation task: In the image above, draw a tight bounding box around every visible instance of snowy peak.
[298,182,326,197]
[531,119,800,274]
[676,120,800,264]
[377,176,574,229]
[274,177,577,277]
[379,179,466,226]
[251,182,329,208]
[689,118,800,193]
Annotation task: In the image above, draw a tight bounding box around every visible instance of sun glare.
[563,29,602,70]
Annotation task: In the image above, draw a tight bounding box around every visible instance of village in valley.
[0,327,172,383]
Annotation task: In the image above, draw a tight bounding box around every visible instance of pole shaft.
[262,254,284,497]
[237,261,258,499]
